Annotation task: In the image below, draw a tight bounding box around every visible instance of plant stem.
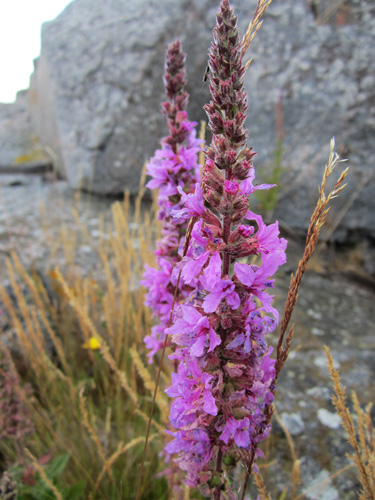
[240,449,255,500]
[222,215,232,276]
[213,448,223,500]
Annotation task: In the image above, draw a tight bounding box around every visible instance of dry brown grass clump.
[0,184,171,499]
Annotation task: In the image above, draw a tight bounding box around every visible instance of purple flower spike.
[141,40,203,362]
[164,0,287,490]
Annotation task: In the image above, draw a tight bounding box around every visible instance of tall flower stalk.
[141,40,202,363]
[164,0,286,494]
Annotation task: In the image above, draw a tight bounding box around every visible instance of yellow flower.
[83,337,100,350]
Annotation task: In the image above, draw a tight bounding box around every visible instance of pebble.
[307,308,323,320]
[303,470,340,500]
[311,327,325,336]
[317,409,342,430]
[280,412,305,436]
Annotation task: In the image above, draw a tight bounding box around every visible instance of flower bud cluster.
[164,1,287,489]
[141,41,202,362]
[0,348,34,443]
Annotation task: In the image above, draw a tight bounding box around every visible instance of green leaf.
[46,453,70,480]
[62,480,87,500]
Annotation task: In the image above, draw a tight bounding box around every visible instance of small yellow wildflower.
[83,337,100,350]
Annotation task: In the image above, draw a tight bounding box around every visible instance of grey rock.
[240,0,375,239]
[20,0,375,239]
[280,411,305,436]
[303,470,340,500]
[0,91,33,166]
[29,0,219,194]
[317,408,342,429]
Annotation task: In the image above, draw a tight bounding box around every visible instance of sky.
[0,0,73,103]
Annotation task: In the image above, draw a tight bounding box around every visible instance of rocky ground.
[0,173,374,499]
[0,173,115,284]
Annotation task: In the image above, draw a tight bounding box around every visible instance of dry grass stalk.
[94,435,156,493]
[275,139,348,380]
[134,409,164,433]
[25,449,63,500]
[325,347,375,500]
[274,410,300,498]
[254,472,272,500]
[10,252,71,375]
[241,0,273,61]
[53,268,139,407]
[199,120,207,168]
[130,346,170,418]
[0,284,38,370]
[1,188,165,497]
[79,386,113,481]
[241,140,348,496]
[5,259,39,351]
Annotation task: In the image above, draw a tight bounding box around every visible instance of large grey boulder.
[241,0,375,240]
[28,0,375,239]
[29,0,219,194]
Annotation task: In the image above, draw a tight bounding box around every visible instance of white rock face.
[26,0,375,238]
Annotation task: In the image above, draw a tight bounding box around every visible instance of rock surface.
[0,91,33,166]
[242,0,375,241]
[6,0,375,240]
[29,0,219,193]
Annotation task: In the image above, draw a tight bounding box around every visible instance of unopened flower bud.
[220,80,232,95]
[224,149,237,165]
[232,159,252,180]
[219,197,233,215]
[231,196,248,222]
[221,315,233,329]
[223,120,235,137]
[238,224,254,237]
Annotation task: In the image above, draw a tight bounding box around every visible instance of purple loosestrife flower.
[0,349,34,445]
[141,41,202,362]
[165,0,287,490]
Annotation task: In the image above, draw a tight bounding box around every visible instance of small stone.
[311,327,324,336]
[280,412,305,436]
[307,309,323,320]
[306,386,331,400]
[317,409,342,429]
[303,469,339,500]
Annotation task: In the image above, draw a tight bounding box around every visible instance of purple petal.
[226,333,245,350]
[227,291,240,310]
[203,251,221,288]
[203,291,222,313]
[203,389,218,416]
[208,328,221,352]
[234,262,256,287]
[182,251,210,284]
[190,336,206,357]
